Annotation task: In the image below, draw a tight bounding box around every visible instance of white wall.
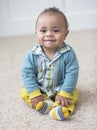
[66,0,97,30]
[0,0,97,37]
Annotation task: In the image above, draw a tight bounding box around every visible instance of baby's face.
[36,14,69,51]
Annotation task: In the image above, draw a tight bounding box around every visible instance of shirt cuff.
[58,90,72,98]
[29,89,42,99]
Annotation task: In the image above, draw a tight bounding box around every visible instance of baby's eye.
[53,29,59,33]
[40,29,46,33]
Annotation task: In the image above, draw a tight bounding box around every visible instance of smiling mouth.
[44,40,56,42]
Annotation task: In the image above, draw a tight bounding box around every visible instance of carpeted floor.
[0,29,97,130]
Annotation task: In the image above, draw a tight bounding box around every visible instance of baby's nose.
[46,31,53,37]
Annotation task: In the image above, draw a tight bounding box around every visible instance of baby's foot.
[35,100,54,114]
[49,106,69,120]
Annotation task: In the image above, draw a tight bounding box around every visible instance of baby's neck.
[46,52,55,60]
[42,48,57,60]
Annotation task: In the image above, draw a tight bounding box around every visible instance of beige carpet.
[0,29,97,130]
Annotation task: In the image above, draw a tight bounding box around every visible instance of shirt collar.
[32,42,70,54]
[32,44,42,55]
[56,42,70,54]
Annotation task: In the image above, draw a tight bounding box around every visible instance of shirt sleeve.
[21,50,42,98]
[59,47,79,94]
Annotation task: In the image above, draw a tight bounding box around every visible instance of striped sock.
[49,106,69,120]
[35,100,54,114]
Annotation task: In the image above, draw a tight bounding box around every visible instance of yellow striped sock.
[49,106,69,120]
[36,102,43,110]
[35,100,54,114]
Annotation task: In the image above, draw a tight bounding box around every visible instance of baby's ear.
[64,30,69,40]
[66,30,69,36]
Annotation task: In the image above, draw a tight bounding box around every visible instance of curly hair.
[35,7,69,30]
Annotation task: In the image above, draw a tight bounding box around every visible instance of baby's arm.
[55,47,79,107]
[22,50,48,108]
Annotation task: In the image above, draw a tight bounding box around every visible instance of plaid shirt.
[33,43,69,97]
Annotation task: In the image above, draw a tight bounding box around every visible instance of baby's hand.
[31,95,47,108]
[55,95,71,107]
